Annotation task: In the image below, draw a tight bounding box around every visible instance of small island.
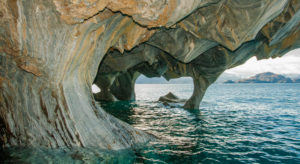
[224,72,300,83]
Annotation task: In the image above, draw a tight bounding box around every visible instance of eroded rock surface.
[1,0,299,150]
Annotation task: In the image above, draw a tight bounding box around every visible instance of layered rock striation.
[1,0,300,149]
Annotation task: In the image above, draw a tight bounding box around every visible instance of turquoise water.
[103,83,300,163]
[1,84,300,163]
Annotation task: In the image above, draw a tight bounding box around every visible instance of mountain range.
[135,75,193,84]
[136,72,300,84]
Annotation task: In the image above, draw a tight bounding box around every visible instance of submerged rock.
[0,0,299,151]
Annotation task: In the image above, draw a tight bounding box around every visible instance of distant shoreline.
[224,72,300,84]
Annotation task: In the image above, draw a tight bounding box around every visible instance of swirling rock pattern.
[0,0,299,149]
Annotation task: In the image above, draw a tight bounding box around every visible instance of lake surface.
[104,83,300,163]
[2,84,300,163]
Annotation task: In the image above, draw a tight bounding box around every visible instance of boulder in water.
[159,92,186,103]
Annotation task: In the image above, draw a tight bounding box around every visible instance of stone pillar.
[111,71,140,101]
[183,76,209,109]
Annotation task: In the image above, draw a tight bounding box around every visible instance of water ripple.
[125,84,300,163]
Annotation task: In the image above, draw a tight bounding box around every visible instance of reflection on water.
[2,84,300,163]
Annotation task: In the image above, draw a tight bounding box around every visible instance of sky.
[225,48,300,78]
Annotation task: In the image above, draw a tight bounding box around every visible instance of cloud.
[285,49,300,57]
[225,48,300,77]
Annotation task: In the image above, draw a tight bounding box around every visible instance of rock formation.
[159,92,186,104]
[1,0,300,150]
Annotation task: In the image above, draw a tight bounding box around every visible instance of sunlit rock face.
[0,0,299,149]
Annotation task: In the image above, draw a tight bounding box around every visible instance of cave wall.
[0,0,299,149]
[0,0,154,149]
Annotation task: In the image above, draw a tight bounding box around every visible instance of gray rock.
[159,92,186,103]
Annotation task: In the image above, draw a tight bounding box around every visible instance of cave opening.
[91,65,194,104]
[90,46,196,108]
[91,43,197,102]
[89,40,217,110]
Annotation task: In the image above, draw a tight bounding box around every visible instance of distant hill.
[135,75,193,84]
[136,72,243,84]
[215,72,242,83]
[224,72,300,83]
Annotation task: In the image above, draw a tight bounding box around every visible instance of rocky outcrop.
[1,0,300,150]
[159,92,186,104]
